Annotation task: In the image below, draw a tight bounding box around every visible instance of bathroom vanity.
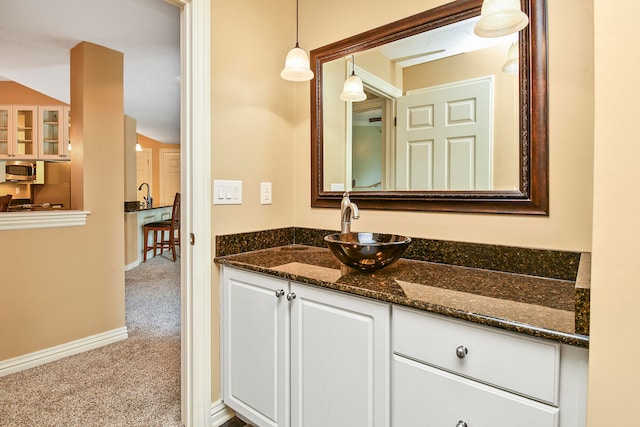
[216,240,588,427]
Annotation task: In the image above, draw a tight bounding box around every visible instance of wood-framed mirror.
[310,0,548,214]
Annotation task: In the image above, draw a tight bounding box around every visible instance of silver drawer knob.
[275,289,285,298]
[456,421,468,427]
[456,345,468,359]
[286,292,297,301]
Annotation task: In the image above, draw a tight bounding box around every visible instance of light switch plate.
[260,182,272,205]
[213,180,242,205]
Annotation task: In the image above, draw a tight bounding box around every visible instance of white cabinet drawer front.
[393,306,560,404]
[393,355,559,427]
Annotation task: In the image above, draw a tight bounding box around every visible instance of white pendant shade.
[340,74,366,102]
[474,0,529,38]
[502,42,518,74]
[281,46,314,81]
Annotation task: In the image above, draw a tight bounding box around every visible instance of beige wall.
[210,0,298,397]
[0,42,125,360]
[588,0,640,424]
[209,0,596,407]
[323,59,348,189]
[124,115,138,201]
[0,81,66,105]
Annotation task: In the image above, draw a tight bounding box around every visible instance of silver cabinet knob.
[456,421,468,427]
[456,345,468,359]
[286,292,296,301]
[275,289,285,298]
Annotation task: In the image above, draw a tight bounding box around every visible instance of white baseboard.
[125,260,141,271]
[210,399,235,426]
[0,327,128,377]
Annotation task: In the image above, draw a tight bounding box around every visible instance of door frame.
[168,0,212,425]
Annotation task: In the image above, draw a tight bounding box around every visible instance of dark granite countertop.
[124,204,173,213]
[215,244,589,348]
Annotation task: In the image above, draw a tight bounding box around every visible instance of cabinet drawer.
[393,355,558,427]
[393,306,560,404]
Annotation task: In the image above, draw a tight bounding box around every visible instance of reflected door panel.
[396,77,492,190]
[408,139,434,190]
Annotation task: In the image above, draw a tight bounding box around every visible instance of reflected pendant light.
[474,0,529,38]
[280,0,314,81]
[502,42,518,74]
[340,56,367,102]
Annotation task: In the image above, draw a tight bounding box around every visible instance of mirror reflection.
[311,0,548,215]
[323,16,520,193]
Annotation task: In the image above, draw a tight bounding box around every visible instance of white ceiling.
[379,16,514,67]
[0,0,180,144]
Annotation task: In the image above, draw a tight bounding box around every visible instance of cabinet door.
[39,106,69,160]
[393,355,558,427]
[0,106,11,159]
[222,267,290,427]
[13,106,37,159]
[290,283,390,427]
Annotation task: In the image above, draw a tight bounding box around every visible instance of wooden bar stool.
[0,194,12,212]
[143,193,180,262]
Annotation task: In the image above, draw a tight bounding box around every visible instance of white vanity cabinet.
[221,266,391,427]
[392,306,589,427]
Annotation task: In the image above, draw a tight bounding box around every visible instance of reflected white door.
[160,149,181,204]
[396,77,493,190]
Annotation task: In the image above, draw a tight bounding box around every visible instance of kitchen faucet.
[138,182,152,208]
[340,192,359,234]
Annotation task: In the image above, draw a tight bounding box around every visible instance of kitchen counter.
[124,203,173,213]
[124,205,174,268]
[215,244,590,348]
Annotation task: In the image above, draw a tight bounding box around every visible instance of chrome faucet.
[138,182,152,208]
[340,192,359,234]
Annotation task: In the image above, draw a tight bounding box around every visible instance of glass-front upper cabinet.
[0,105,38,160]
[14,106,37,159]
[0,106,10,158]
[39,106,70,160]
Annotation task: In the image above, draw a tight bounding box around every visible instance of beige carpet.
[0,256,181,426]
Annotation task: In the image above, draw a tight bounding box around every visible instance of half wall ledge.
[0,211,91,231]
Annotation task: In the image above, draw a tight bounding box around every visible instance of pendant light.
[281,0,313,81]
[501,42,518,74]
[474,0,529,38]
[340,56,367,102]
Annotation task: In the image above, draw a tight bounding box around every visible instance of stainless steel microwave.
[4,160,39,182]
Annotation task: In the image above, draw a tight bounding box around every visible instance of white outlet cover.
[260,182,272,205]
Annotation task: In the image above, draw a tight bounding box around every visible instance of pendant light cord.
[295,0,300,48]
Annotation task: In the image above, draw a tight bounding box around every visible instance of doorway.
[160,149,181,205]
